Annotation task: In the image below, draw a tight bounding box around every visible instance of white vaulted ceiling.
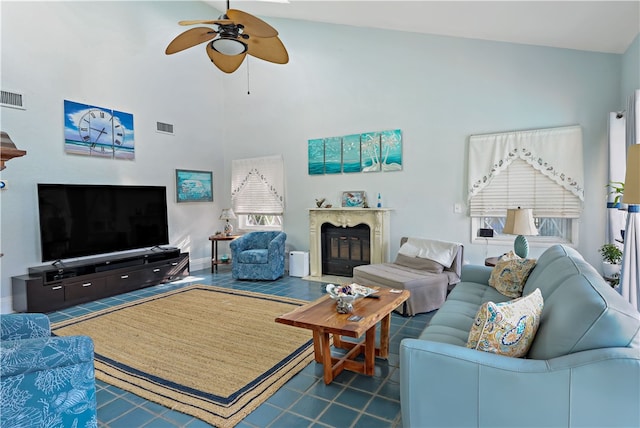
[203,1,640,54]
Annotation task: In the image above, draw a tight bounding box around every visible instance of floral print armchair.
[230,231,287,280]
[1,313,97,428]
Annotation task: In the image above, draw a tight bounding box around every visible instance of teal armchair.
[230,231,287,280]
[1,313,97,428]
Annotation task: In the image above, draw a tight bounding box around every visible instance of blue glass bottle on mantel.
[377,193,382,208]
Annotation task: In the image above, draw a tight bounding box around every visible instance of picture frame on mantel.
[341,191,366,208]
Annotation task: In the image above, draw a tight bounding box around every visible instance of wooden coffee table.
[275,288,410,384]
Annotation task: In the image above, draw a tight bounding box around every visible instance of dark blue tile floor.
[47,268,434,427]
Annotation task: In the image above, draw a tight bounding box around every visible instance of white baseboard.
[189,256,210,272]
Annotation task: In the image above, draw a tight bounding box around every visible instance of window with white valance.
[468,125,584,244]
[231,155,285,230]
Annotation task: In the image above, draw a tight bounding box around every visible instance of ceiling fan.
[165,0,288,74]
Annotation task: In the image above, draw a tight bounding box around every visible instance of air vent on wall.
[156,121,174,135]
[1,90,25,110]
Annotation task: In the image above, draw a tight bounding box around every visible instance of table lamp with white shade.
[219,208,237,236]
[503,207,538,258]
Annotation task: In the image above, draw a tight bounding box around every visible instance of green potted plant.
[606,181,625,207]
[599,243,623,279]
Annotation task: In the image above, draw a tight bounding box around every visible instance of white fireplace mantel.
[308,208,391,278]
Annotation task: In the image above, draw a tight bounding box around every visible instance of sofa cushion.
[467,288,543,357]
[488,252,536,298]
[394,254,444,273]
[522,244,580,297]
[446,280,512,307]
[419,282,510,346]
[528,261,640,359]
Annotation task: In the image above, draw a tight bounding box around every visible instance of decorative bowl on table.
[326,283,376,314]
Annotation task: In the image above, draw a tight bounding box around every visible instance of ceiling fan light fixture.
[211,37,247,56]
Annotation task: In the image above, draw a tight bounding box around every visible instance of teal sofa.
[400,245,640,427]
[1,313,97,428]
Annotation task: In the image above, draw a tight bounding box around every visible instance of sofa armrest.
[1,313,51,341]
[1,335,94,378]
[400,338,640,427]
[460,264,492,285]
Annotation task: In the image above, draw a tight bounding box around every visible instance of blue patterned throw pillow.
[466,288,543,357]
[488,251,537,298]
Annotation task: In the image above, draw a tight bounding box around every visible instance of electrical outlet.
[0,180,7,190]
[454,203,462,213]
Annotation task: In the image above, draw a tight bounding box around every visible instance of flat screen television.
[37,184,170,262]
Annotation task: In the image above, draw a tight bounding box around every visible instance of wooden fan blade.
[226,9,278,38]
[179,19,232,26]
[166,27,217,54]
[206,44,247,73]
[246,35,288,64]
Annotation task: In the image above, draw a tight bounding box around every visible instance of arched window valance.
[468,125,584,202]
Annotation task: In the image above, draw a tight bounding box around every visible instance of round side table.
[484,257,500,267]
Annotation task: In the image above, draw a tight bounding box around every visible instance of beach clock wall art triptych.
[308,129,402,175]
[64,100,135,160]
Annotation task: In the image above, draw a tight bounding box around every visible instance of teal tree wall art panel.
[308,129,401,175]
[324,137,342,174]
[342,134,361,173]
[361,132,381,172]
[64,99,135,160]
[381,129,402,171]
[308,138,324,175]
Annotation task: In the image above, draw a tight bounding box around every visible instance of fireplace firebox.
[321,223,370,276]
[308,208,391,279]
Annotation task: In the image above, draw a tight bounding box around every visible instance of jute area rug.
[51,285,315,427]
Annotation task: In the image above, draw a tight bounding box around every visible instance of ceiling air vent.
[156,121,174,135]
[1,90,25,110]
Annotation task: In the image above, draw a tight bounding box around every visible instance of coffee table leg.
[364,325,376,376]
[332,334,343,348]
[379,313,391,358]
[312,330,323,363]
[320,332,334,384]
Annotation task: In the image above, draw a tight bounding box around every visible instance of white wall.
[0,1,631,313]
[220,17,623,265]
[0,1,226,312]
[621,34,640,102]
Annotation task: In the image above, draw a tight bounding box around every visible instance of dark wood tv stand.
[12,249,189,313]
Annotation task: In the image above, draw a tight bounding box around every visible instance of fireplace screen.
[321,223,371,276]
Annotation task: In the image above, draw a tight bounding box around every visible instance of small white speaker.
[289,251,309,277]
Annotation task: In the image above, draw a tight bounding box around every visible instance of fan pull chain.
[247,58,251,95]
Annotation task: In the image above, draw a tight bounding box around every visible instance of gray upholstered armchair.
[230,231,287,280]
[0,313,97,428]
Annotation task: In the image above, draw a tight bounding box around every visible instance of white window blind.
[469,158,582,218]
[468,125,584,219]
[231,155,285,215]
